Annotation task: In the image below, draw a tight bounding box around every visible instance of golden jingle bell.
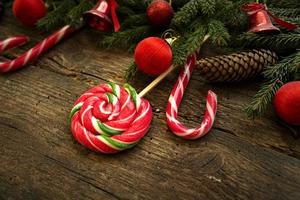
[84,0,113,32]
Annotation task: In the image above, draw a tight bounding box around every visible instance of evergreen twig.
[124,62,138,82]
[171,0,216,28]
[207,20,230,46]
[245,51,300,118]
[37,0,76,31]
[99,26,154,51]
[239,32,300,51]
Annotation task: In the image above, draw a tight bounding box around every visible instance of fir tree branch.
[37,0,77,31]
[185,22,207,55]
[121,13,148,29]
[269,0,300,9]
[245,51,300,118]
[239,32,300,51]
[270,8,300,18]
[207,20,230,46]
[119,0,150,11]
[214,0,248,30]
[124,62,138,82]
[171,0,216,28]
[245,79,283,119]
[67,0,93,25]
[98,25,154,51]
[172,37,189,66]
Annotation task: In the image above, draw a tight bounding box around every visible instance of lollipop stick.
[138,64,175,97]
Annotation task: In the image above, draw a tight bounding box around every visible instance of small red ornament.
[274,81,300,126]
[13,0,46,27]
[134,37,172,75]
[147,0,174,28]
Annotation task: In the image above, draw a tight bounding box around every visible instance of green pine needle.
[124,62,138,82]
[98,26,154,51]
[240,32,300,51]
[171,0,216,28]
[245,51,300,118]
[37,0,76,31]
[207,20,230,46]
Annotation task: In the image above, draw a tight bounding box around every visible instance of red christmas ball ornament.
[13,0,46,27]
[134,37,172,75]
[274,81,300,126]
[147,0,174,28]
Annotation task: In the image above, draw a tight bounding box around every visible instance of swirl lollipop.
[70,83,152,154]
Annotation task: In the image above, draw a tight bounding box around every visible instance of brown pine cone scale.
[196,49,278,82]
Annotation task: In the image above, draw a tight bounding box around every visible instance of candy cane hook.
[166,54,218,140]
[0,25,78,73]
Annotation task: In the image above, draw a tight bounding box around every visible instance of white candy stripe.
[207,103,215,122]
[103,123,126,131]
[97,136,121,150]
[108,111,120,121]
[115,84,121,98]
[6,60,15,72]
[123,126,148,136]
[56,26,68,42]
[166,113,178,124]
[121,95,130,110]
[24,49,33,65]
[83,128,105,153]
[136,95,141,110]
[0,38,12,52]
[92,117,104,134]
[169,95,178,116]
[99,101,111,115]
[109,138,136,145]
[178,76,184,95]
[81,105,92,127]
[38,40,46,56]
[114,111,136,123]
[133,102,150,123]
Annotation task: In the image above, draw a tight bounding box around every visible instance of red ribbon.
[109,0,120,32]
[242,3,298,31]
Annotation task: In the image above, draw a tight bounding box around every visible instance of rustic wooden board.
[1,15,300,200]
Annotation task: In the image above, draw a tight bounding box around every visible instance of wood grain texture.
[1,14,300,200]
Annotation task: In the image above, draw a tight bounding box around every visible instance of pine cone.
[196,49,278,82]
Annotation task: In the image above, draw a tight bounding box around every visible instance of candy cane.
[166,55,218,140]
[0,36,29,54]
[0,25,76,73]
[70,82,152,154]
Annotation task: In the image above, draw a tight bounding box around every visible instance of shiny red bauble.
[273,81,300,126]
[147,0,174,28]
[134,37,172,75]
[13,0,46,27]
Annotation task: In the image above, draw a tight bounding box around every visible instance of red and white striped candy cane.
[0,25,76,73]
[0,36,29,54]
[166,54,218,140]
